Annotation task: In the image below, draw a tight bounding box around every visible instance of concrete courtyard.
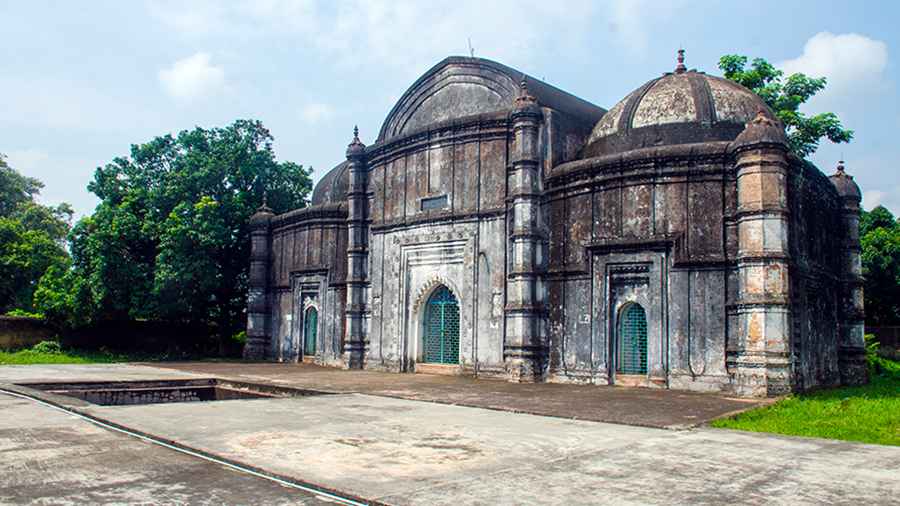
[1,363,898,505]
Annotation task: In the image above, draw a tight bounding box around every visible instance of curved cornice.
[550,141,732,186]
[377,56,605,143]
[271,202,347,230]
[366,112,510,166]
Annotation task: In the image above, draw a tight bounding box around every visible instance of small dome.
[829,161,862,200]
[731,110,788,151]
[582,51,773,157]
[249,199,274,228]
[311,161,349,206]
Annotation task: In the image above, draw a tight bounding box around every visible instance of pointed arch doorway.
[615,302,648,377]
[421,285,460,365]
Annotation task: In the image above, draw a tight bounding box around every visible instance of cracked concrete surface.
[0,395,330,505]
[2,364,898,505]
[71,393,899,505]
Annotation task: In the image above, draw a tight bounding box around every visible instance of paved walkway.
[148,361,764,428]
[3,364,898,505]
[0,393,330,505]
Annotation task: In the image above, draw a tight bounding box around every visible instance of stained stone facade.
[245,53,866,397]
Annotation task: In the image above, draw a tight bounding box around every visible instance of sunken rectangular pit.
[19,378,329,406]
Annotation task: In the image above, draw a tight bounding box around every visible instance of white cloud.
[148,0,318,35]
[146,0,228,35]
[863,190,885,209]
[779,32,888,101]
[158,52,226,101]
[862,186,900,214]
[301,103,334,125]
[148,0,596,74]
[606,0,680,56]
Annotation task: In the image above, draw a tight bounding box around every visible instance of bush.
[5,308,44,319]
[231,330,247,345]
[866,334,900,380]
[29,340,62,354]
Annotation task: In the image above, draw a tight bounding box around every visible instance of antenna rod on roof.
[468,37,475,58]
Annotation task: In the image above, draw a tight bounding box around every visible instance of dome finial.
[346,124,366,157]
[255,190,273,215]
[675,48,687,74]
[515,73,537,108]
[829,159,860,200]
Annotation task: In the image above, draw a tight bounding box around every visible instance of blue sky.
[2,0,897,217]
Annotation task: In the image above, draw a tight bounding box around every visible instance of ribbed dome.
[582,52,772,157]
[310,161,349,206]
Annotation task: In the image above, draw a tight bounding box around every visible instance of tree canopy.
[0,155,72,314]
[719,55,853,158]
[859,206,900,326]
[35,120,312,338]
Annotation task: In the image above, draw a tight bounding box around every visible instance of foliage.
[14,200,74,243]
[0,344,137,364]
[29,340,62,354]
[866,334,899,376]
[860,205,897,235]
[33,263,90,328]
[0,214,70,313]
[0,155,73,314]
[0,340,210,364]
[48,120,311,338]
[858,206,900,325]
[0,154,43,217]
[5,308,44,319]
[711,354,900,446]
[719,55,853,158]
[231,330,247,344]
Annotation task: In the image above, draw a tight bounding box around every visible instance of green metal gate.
[423,286,459,364]
[617,303,647,374]
[304,307,317,356]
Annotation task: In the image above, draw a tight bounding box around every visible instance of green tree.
[858,206,900,325]
[61,119,311,337]
[719,55,853,158]
[0,154,43,217]
[0,155,72,314]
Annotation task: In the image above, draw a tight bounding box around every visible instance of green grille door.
[423,286,460,364]
[618,303,647,374]
[304,307,318,356]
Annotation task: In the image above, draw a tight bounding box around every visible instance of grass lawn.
[0,340,232,365]
[712,358,900,446]
[0,348,136,365]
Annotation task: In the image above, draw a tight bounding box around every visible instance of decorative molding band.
[371,208,505,233]
[271,203,348,229]
[587,235,676,254]
[366,112,511,165]
[549,141,732,186]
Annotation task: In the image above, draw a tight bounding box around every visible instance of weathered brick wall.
[866,327,900,359]
[363,115,512,374]
[545,143,735,390]
[266,204,347,363]
[787,159,846,390]
[0,316,54,350]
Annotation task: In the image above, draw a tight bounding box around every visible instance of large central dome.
[582,51,773,157]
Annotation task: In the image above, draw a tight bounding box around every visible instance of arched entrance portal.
[422,286,459,364]
[617,303,648,375]
[303,307,318,357]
